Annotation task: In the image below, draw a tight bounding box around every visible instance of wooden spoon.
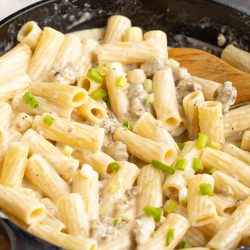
[168,48,250,104]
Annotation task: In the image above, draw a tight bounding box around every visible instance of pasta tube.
[105,62,128,120]
[0,102,12,129]
[133,112,179,152]
[30,81,88,108]
[212,170,250,200]
[187,174,217,227]
[0,73,31,101]
[198,101,224,144]
[208,197,250,250]
[72,150,114,176]
[17,21,42,50]
[12,93,73,119]
[28,224,97,250]
[183,90,204,139]
[0,185,45,225]
[32,113,104,151]
[201,147,250,187]
[57,193,89,236]
[98,41,165,64]
[48,33,83,84]
[104,15,131,43]
[222,143,250,165]
[77,76,102,94]
[144,30,167,56]
[21,129,79,181]
[25,154,69,202]
[153,69,181,130]
[138,213,189,250]
[114,127,176,164]
[241,130,250,151]
[72,165,99,221]
[123,27,143,42]
[28,27,65,81]
[100,161,139,217]
[137,164,164,216]
[78,98,107,123]
[0,142,29,187]
[224,104,250,138]
[0,43,32,80]
[189,76,220,100]
[212,194,236,217]
[74,27,105,41]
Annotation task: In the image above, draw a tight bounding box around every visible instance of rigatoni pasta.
[0,14,248,250]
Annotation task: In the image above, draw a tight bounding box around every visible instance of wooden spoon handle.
[169,48,250,103]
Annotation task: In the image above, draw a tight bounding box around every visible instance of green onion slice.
[151,160,175,175]
[143,205,162,222]
[116,76,127,88]
[43,115,54,126]
[196,133,208,149]
[90,89,107,101]
[146,93,154,104]
[87,68,104,83]
[113,218,120,227]
[97,64,108,76]
[22,92,39,109]
[207,167,216,175]
[179,241,192,249]
[143,79,153,92]
[62,145,73,156]
[166,228,175,246]
[208,141,220,150]
[175,158,188,171]
[122,121,132,131]
[177,143,185,151]
[192,158,204,172]
[199,183,214,196]
[109,162,121,173]
[165,200,177,214]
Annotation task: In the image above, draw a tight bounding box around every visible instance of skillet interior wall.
[0,0,249,56]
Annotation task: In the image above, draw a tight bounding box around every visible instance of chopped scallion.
[122,120,132,131]
[207,167,216,175]
[177,143,185,151]
[196,133,208,149]
[165,200,177,214]
[22,92,39,109]
[143,205,162,222]
[97,64,108,76]
[103,95,111,107]
[87,68,104,83]
[175,158,188,171]
[110,180,121,193]
[199,183,214,196]
[43,115,54,126]
[151,160,175,175]
[116,76,127,88]
[109,162,121,173]
[192,158,204,172]
[113,218,120,227]
[179,241,192,248]
[146,93,154,104]
[208,141,220,150]
[143,79,152,92]
[90,89,107,101]
[62,145,73,156]
[165,228,175,246]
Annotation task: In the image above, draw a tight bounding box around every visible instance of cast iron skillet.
[0,0,249,249]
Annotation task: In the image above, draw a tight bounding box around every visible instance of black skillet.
[0,0,249,249]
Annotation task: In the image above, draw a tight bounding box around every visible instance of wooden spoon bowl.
[168,48,250,104]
